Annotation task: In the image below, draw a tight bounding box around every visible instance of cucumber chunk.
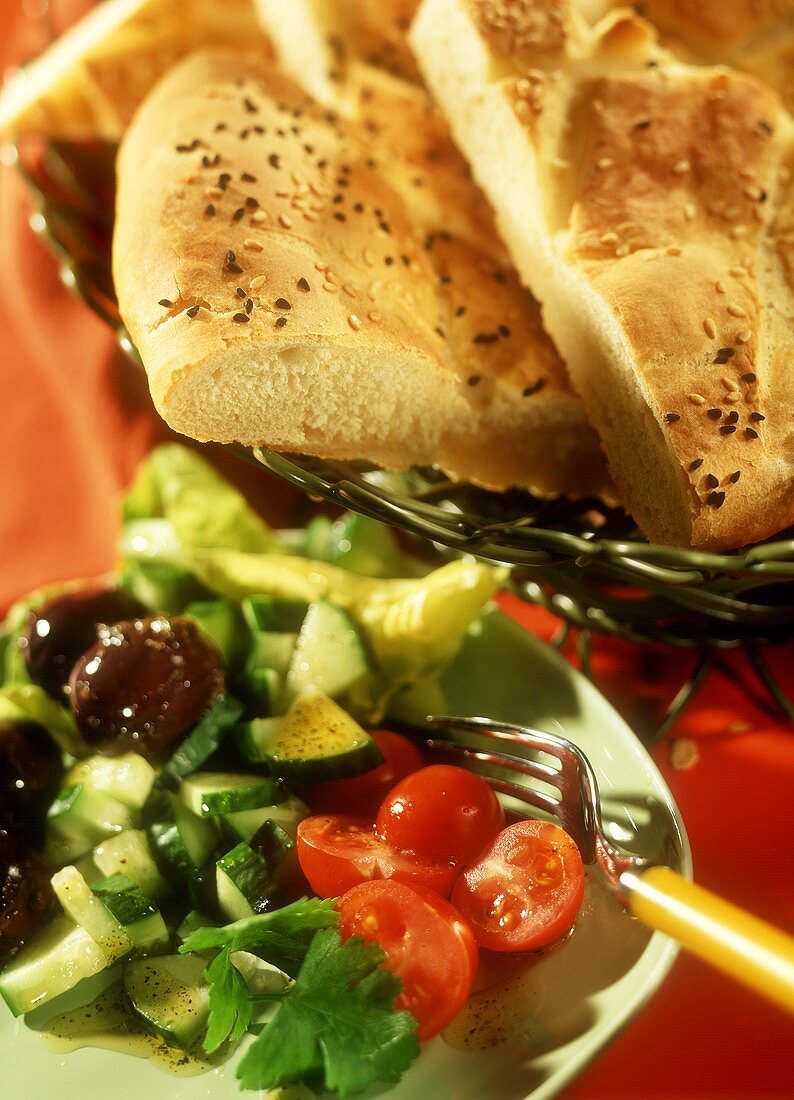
[93,830,169,901]
[265,689,383,784]
[51,866,133,962]
[242,596,308,634]
[185,598,249,671]
[0,915,109,1016]
[65,754,156,810]
[234,716,283,763]
[159,694,245,790]
[284,600,370,704]
[47,784,135,859]
[222,794,310,845]
[180,772,286,818]
[123,954,210,1047]
[145,788,218,883]
[216,843,276,921]
[92,874,169,954]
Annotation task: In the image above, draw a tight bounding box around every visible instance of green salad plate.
[1,606,691,1100]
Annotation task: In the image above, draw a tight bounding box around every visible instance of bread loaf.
[411,0,794,548]
[114,49,611,497]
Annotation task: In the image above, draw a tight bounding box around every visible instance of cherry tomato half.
[451,818,585,952]
[337,880,478,1040]
[306,730,425,818]
[376,765,505,866]
[296,815,459,898]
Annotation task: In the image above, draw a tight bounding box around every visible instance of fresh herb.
[236,929,419,1097]
[203,946,253,1054]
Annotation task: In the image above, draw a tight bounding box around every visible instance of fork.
[425,715,794,1016]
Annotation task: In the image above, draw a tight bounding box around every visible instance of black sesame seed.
[719,424,737,434]
[384,256,394,265]
[215,123,228,132]
[268,154,281,169]
[241,172,257,183]
[176,139,201,153]
[205,204,216,217]
[227,261,243,274]
[243,97,259,114]
[473,332,498,345]
[635,119,652,130]
[493,271,507,285]
[232,313,250,323]
[236,287,246,298]
[275,316,288,328]
[706,491,726,509]
[186,305,200,318]
[749,412,765,421]
[245,299,254,314]
[707,408,722,420]
[240,129,250,140]
[759,119,773,134]
[745,427,759,439]
[741,372,756,382]
[729,470,741,483]
[727,410,739,424]
[689,458,704,471]
[275,298,291,310]
[158,299,174,308]
[705,474,719,489]
[664,412,681,423]
[467,375,481,386]
[523,379,546,397]
[713,348,735,365]
[334,212,346,222]
[499,325,511,338]
[456,306,467,317]
[297,277,310,291]
[233,208,245,221]
[246,197,259,209]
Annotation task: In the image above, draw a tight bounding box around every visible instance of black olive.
[0,720,63,846]
[22,587,147,699]
[69,615,225,757]
[0,834,54,962]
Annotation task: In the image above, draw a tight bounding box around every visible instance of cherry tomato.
[296,815,459,899]
[306,730,425,818]
[376,765,505,866]
[451,818,585,952]
[337,880,478,1040]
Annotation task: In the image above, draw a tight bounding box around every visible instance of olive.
[69,615,225,757]
[22,587,147,700]
[0,833,54,962]
[0,720,63,845]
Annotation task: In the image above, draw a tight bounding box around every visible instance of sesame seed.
[664,412,681,423]
[499,325,511,338]
[721,376,738,390]
[666,245,682,256]
[725,392,742,404]
[269,154,281,169]
[236,287,246,298]
[323,282,338,293]
[241,172,257,183]
[684,202,696,220]
[741,372,757,382]
[727,410,739,424]
[597,157,614,170]
[731,225,748,239]
[736,330,752,344]
[250,275,267,291]
[705,474,719,489]
[729,470,741,483]
[368,310,382,322]
[689,458,704,471]
[467,375,481,386]
[158,299,174,308]
[615,244,630,258]
[706,491,726,509]
[600,232,619,246]
[715,280,726,293]
[246,197,259,209]
[251,211,267,224]
[186,305,200,318]
[246,299,253,314]
[342,284,356,298]
[205,204,216,217]
[275,298,291,310]
[688,393,706,405]
[244,238,264,252]
[714,347,735,365]
[719,424,737,434]
[348,313,362,331]
[232,208,245,222]
[750,412,765,421]
[275,317,287,328]
[297,277,310,291]
[707,408,722,420]
[523,379,546,397]
[703,318,717,338]
[745,427,759,439]
[278,214,293,228]
[727,303,746,317]
[673,159,691,174]
[232,313,249,323]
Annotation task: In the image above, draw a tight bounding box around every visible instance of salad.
[0,445,586,1098]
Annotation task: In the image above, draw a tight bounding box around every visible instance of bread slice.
[0,0,270,141]
[411,1,794,548]
[114,49,611,497]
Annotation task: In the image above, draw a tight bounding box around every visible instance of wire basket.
[6,121,794,746]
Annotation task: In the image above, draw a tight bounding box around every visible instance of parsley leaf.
[203,946,253,1054]
[180,897,339,975]
[236,929,419,1097]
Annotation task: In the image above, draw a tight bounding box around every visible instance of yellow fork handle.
[622,865,794,1015]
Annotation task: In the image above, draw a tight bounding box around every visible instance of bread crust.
[411,0,794,547]
[114,50,611,497]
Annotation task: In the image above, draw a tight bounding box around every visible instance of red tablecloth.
[1,5,792,1097]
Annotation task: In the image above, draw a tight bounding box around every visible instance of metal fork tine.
[426,739,563,820]
[429,714,570,766]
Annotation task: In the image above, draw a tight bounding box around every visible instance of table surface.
[0,4,792,1098]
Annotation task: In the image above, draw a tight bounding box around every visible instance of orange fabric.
[1,4,792,1098]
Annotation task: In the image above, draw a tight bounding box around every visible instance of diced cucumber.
[216,843,276,921]
[123,954,210,1047]
[146,788,218,883]
[249,631,299,677]
[234,716,283,763]
[159,694,245,790]
[120,558,208,615]
[51,866,133,963]
[0,915,109,1016]
[176,910,218,946]
[47,784,135,859]
[221,794,310,845]
[284,600,370,704]
[92,874,170,954]
[93,830,169,902]
[185,598,249,671]
[242,596,308,634]
[65,754,156,810]
[298,515,334,562]
[324,513,407,578]
[180,772,286,818]
[240,666,282,718]
[265,689,383,783]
